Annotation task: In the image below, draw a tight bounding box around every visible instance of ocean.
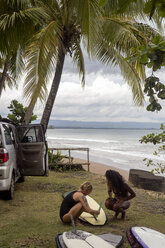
[46,128,164,172]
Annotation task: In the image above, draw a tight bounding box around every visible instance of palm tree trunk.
[41,49,65,132]
[23,97,36,124]
[0,62,8,97]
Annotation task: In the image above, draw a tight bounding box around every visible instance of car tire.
[17,175,25,183]
[5,173,15,200]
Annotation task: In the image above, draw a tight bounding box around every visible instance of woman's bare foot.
[75,220,84,226]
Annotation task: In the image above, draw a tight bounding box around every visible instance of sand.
[73,158,129,181]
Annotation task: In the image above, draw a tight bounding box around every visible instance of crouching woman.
[105,170,136,220]
[60,181,100,225]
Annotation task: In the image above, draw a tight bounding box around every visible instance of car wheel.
[5,173,15,200]
[17,175,25,183]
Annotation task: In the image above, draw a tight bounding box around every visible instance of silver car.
[0,118,48,199]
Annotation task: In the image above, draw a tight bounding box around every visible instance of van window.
[17,126,44,143]
[2,124,13,145]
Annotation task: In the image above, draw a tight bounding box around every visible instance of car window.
[2,124,13,145]
[17,126,44,143]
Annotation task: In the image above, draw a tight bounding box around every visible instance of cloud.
[0,85,23,117]
[35,74,165,123]
[63,51,121,78]
[0,59,165,124]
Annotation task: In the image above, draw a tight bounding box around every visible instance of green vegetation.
[48,150,65,171]
[140,123,165,174]
[100,0,165,19]
[7,99,37,124]
[0,170,165,248]
[48,150,84,171]
[127,1,165,113]
[0,0,38,97]
[0,1,161,131]
[28,0,160,130]
[128,35,165,112]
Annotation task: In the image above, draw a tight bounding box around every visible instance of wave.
[47,136,119,143]
[91,147,165,161]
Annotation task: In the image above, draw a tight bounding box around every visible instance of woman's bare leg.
[122,201,130,210]
[121,201,130,220]
[113,201,130,220]
[113,211,119,220]
[62,202,84,224]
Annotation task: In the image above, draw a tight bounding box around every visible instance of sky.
[0,51,165,125]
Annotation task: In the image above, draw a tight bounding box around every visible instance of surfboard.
[56,232,123,248]
[126,228,142,248]
[62,192,107,226]
[62,230,115,248]
[131,227,165,248]
[98,233,123,247]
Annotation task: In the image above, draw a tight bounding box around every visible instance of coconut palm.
[23,0,102,130]
[23,0,161,131]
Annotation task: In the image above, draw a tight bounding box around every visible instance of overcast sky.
[0,52,165,124]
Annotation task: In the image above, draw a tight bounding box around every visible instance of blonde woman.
[60,182,100,225]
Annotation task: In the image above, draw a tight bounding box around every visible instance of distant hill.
[45,119,163,129]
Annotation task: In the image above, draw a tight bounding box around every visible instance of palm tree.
[23,0,161,131]
[23,0,102,130]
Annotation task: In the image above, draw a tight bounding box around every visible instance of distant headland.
[42,119,164,129]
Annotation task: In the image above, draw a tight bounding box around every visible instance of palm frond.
[24,20,62,104]
[0,71,16,90]
[72,38,85,87]
[102,0,164,32]
[68,0,103,54]
[8,49,25,79]
[103,18,143,52]
[4,73,17,89]
[95,42,145,105]
[0,3,51,57]
[102,17,159,55]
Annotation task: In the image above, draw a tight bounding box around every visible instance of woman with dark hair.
[105,170,136,220]
[60,181,100,225]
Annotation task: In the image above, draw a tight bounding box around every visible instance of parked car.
[0,117,48,200]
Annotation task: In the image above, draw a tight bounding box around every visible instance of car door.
[16,124,48,176]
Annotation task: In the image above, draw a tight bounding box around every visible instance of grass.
[0,170,165,248]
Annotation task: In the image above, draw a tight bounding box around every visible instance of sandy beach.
[73,158,129,181]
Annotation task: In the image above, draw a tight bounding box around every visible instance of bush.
[48,150,84,172]
[139,124,165,174]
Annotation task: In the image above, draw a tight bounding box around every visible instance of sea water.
[46,128,164,172]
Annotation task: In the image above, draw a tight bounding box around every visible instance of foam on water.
[46,128,164,172]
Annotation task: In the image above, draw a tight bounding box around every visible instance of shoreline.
[73,158,129,181]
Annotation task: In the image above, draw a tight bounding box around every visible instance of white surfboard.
[63,192,107,226]
[56,232,123,248]
[131,227,165,248]
[80,195,107,225]
[62,230,115,248]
